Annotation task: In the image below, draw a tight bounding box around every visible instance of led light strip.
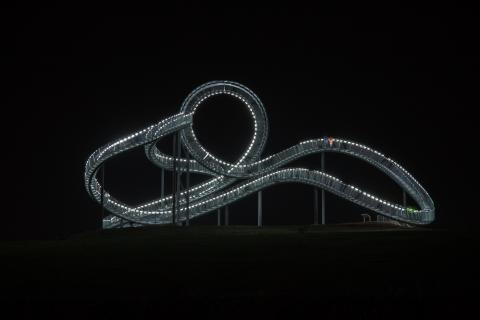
[85,81,435,228]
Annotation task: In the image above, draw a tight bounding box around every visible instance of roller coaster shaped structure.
[85,81,435,228]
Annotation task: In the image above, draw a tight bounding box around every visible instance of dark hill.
[1,224,477,318]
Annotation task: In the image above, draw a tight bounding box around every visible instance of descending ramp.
[84,81,435,228]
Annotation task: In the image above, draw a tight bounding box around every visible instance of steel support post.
[314,187,319,225]
[185,145,190,226]
[225,206,229,226]
[176,132,182,225]
[321,152,325,225]
[160,168,164,224]
[100,162,105,229]
[258,190,263,227]
[172,134,177,225]
[217,208,221,226]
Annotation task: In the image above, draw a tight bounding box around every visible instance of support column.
[225,206,229,226]
[176,133,182,225]
[321,152,325,225]
[185,145,190,226]
[314,187,319,225]
[403,190,407,209]
[258,190,262,227]
[159,168,164,224]
[100,162,105,229]
[172,134,177,225]
[217,208,221,226]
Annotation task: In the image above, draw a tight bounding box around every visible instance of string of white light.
[85,81,435,228]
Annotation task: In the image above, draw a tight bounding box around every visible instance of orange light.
[328,137,334,147]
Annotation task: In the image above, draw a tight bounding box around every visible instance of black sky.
[6,3,478,239]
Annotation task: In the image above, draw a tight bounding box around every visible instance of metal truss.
[84,81,435,228]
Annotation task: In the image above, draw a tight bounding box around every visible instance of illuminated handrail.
[84,81,435,228]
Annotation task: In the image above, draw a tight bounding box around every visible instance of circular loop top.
[180,81,269,178]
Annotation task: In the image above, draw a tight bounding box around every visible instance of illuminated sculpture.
[84,81,435,228]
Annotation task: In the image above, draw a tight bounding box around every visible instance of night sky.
[7,3,477,239]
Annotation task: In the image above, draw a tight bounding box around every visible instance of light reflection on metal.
[84,81,435,228]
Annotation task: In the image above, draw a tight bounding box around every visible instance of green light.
[406,207,417,214]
